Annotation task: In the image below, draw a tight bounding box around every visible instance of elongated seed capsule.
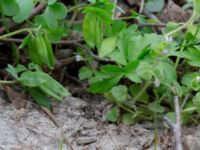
[28,35,43,65]
[35,35,50,67]
[42,35,55,69]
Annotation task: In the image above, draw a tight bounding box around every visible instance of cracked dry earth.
[0,94,200,150]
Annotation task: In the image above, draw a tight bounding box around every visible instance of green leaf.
[129,84,149,104]
[111,20,127,36]
[111,85,128,102]
[192,0,200,20]
[182,73,200,91]
[45,2,67,19]
[154,58,177,85]
[15,64,27,73]
[148,101,164,113]
[145,0,164,13]
[6,64,18,79]
[79,66,93,80]
[19,71,50,87]
[136,62,153,81]
[172,80,183,97]
[108,49,127,65]
[1,0,19,16]
[165,112,176,124]
[48,0,57,5]
[83,13,102,48]
[39,84,61,101]
[124,60,141,83]
[192,92,200,113]
[13,0,34,23]
[43,78,70,97]
[122,113,137,125]
[46,27,67,43]
[29,88,51,109]
[106,107,119,122]
[84,3,113,25]
[101,64,123,74]
[89,75,123,93]
[99,37,117,57]
[88,0,96,3]
[44,2,67,28]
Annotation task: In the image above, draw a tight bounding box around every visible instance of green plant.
[78,0,200,124]
[6,63,70,109]
[0,0,71,108]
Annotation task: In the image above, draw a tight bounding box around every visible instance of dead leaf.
[4,85,27,109]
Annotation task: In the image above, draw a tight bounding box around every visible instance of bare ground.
[0,95,199,150]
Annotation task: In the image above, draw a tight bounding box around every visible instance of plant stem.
[175,40,186,69]
[67,3,88,13]
[164,18,193,37]
[117,102,135,114]
[0,28,34,40]
[0,80,18,84]
[133,82,151,102]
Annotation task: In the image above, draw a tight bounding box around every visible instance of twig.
[139,23,166,28]
[0,38,84,44]
[139,0,145,14]
[41,106,60,127]
[73,42,115,63]
[164,96,183,150]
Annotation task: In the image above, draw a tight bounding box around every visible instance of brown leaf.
[4,85,27,109]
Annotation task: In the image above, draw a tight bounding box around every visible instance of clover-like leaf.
[13,0,34,23]
[148,101,165,113]
[111,85,128,102]
[1,0,19,16]
[106,107,119,122]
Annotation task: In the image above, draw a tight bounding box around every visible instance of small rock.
[76,137,97,145]
[183,135,200,150]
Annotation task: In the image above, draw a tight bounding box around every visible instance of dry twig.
[164,96,183,150]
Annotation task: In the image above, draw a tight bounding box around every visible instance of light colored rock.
[183,135,200,150]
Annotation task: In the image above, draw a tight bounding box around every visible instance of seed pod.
[27,34,43,66]
[42,35,55,69]
[35,35,49,67]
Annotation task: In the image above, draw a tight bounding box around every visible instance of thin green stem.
[133,81,151,102]
[0,80,18,84]
[0,28,34,40]
[165,18,193,37]
[59,137,64,150]
[182,107,197,113]
[175,40,186,69]
[114,16,134,20]
[117,102,135,114]
[67,3,88,13]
